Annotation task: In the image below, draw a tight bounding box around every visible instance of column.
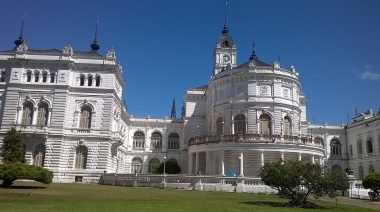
[261,151,264,167]
[31,107,38,125]
[298,153,302,161]
[47,108,52,126]
[195,152,199,175]
[188,153,193,174]
[239,151,244,176]
[220,150,225,176]
[205,151,210,175]
[311,154,315,164]
[281,152,284,164]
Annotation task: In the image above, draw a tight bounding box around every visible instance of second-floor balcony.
[189,133,323,149]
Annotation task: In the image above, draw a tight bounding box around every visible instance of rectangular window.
[349,145,353,155]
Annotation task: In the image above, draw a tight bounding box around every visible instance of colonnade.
[188,150,324,176]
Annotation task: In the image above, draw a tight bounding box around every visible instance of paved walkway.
[320,196,380,210]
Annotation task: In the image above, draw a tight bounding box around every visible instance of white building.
[0,23,379,183]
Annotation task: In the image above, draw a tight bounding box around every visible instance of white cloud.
[357,66,380,81]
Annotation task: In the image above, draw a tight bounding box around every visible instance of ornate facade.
[0,23,379,183]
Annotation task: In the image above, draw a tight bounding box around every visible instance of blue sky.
[1,0,379,125]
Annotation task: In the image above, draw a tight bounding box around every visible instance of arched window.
[168,133,180,149]
[283,116,292,136]
[79,106,92,129]
[366,137,373,154]
[150,132,162,149]
[75,145,88,169]
[50,72,56,83]
[357,139,363,155]
[33,143,45,167]
[26,71,32,82]
[80,74,85,86]
[42,71,48,83]
[34,71,40,82]
[88,74,93,86]
[37,102,49,126]
[131,157,143,173]
[133,131,145,149]
[330,139,341,155]
[95,75,101,87]
[21,101,34,125]
[216,117,224,135]
[259,114,271,135]
[369,165,375,174]
[234,114,246,134]
[359,166,364,180]
[148,158,160,173]
[0,70,5,82]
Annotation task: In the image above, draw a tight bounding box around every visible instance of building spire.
[14,13,26,47]
[249,40,258,61]
[90,17,100,51]
[170,98,176,119]
[222,0,229,34]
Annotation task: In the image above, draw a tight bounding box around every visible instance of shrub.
[152,161,181,174]
[362,172,380,193]
[0,162,53,187]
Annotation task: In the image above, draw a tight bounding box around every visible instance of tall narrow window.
[27,71,32,82]
[75,145,88,169]
[283,116,292,136]
[50,72,55,83]
[80,74,85,86]
[131,157,143,173]
[150,132,162,149]
[21,102,34,125]
[35,71,40,82]
[357,140,363,155]
[330,139,342,155]
[0,71,5,82]
[259,114,271,135]
[234,114,246,134]
[369,165,375,174]
[79,106,92,129]
[216,117,224,135]
[359,166,364,180]
[37,102,49,126]
[42,72,47,83]
[88,75,93,86]
[366,138,373,154]
[33,143,46,167]
[133,131,145,149]
[95,75,101,87]
[168,133,179,149]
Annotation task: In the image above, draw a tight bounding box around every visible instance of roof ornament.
[249,40,258,61]
[222,0,229,34]
[106,46,116,59]
[16,42,28,52]
[170,98,176,119]
[62,42,73,55]
[90,17,100,51]
[14,13,26,47]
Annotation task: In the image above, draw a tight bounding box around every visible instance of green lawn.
[0,181,377,212]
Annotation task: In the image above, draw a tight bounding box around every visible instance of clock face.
[222,54,231,63]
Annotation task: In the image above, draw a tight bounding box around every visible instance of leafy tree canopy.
[153,161,181,174]
[0,127,25,163]
[259,160,349,207]
[362,172,380,193]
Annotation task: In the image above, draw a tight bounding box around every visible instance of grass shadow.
[242,201,335,209]
[2,185,48,189]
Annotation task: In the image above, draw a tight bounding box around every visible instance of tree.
[152,161,181,174]
[0,127,26,163]
[362,172,380,194]
[259,160,349,207]
[0,162,53,187]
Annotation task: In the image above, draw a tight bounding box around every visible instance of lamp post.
[163,156,167,175]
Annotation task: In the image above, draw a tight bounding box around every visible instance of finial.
[222,0,229,34]
[249,40,258,61]
[14,13,26,47]
[90,17,100,51]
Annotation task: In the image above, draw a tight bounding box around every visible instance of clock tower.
[213,25,237,76]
